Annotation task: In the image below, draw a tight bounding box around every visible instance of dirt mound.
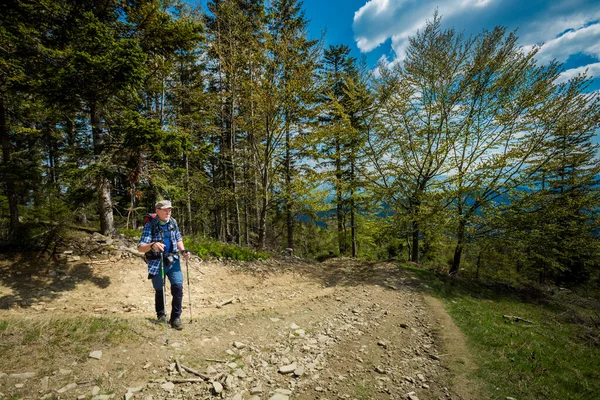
[0,247,481,399]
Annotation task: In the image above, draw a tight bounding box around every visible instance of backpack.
[142,213,175,262]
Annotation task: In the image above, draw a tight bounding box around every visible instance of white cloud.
[352,0,600,68]
[556,62,600,83]
[353,0,498,58]
[534,22,600,64]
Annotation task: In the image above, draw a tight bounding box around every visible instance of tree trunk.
[0,96,19,237]
[285,117,294,250]
[90,101,114,235]
[449,218,466,275]
[350,160,357,258]
[350,193,357,258]
[257,167,269,250]
[335,138,344,255]
[411,220,420,263]
[184,153,193,236]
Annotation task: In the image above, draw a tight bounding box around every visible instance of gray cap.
[155,200,172,209]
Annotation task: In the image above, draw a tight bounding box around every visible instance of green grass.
[184,237,270,261]
[118,228,141,238]
[405,265,600,400]
[0,316,138,363]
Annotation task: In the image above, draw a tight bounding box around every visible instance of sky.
[299,0,600,92]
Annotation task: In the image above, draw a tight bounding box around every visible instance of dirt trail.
[0,252,481,400]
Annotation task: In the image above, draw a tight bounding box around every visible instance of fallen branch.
[503,315,534,324]
[216,297,235,308]
[205,358,228,363]
[180,364,210,380]
[547,309,572,322]
[171,378,205,384]
[175,358,185,377]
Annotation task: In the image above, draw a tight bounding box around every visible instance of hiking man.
[137,200,191,330]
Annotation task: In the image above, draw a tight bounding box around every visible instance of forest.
[1,0,599,286]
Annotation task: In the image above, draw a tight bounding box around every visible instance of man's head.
[155,200,173,222]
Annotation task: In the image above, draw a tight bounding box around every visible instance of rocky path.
[0,247,477,400]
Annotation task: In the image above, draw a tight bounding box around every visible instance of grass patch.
[184,237,270,261]
[405,264,600,400]
[118,228,141,238]
[0,316,139,364]
[354,380,374,400]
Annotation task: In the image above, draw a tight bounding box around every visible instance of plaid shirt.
[137,217,183,276]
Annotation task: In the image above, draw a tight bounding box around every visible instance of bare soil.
[0,244,483,400]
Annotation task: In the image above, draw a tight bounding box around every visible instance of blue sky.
[301,0,600,92]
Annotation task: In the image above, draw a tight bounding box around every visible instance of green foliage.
[408,265,600,400]
[118,228,141,238]
[184,236,270,261]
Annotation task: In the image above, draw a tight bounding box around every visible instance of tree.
[267,0,320,251]
[317,44,361,255]
[368,14,464,262]
[501,75,600,283]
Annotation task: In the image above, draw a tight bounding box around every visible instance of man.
[138,200,191,330]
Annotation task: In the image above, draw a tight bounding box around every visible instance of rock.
[275,388,292,395]
[92,395,114,400]
[40,376,49,391]
[293,366,305,377]
[377,340,388,349]
[231,394,243,400]
[206,365,218,374]
[57,382,77,393]
[407,391,419,400]
[15,383,24,388]
[400,323,409,329]
[89,350,103,360]
[227,362,238,369]
[270,318,280,322]
[279,363,297,374]
[232,341,246,349]
[269,394,289,400]
[161,381,175,392]
[417,373,425,381]
[429,354,440,361]
[212,381,224,394]
[290,323,299,330]
[92,386,101,395]
[250,384,263,395]
[9,372,36,379]
[234,369,247,378]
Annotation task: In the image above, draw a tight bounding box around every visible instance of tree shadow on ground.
[0,254,110,309]
[267,256,561,308]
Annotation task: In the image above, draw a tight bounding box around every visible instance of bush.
[184,237,270,261]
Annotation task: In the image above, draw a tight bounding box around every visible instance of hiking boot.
[157,314,167,323]
[170,318,183,330]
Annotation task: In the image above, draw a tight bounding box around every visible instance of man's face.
[156,207,172,222]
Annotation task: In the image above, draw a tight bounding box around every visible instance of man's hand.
[182,250,191,260]
[152,242,166,252]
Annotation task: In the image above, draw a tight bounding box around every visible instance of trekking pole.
[160,251,169,345]
[184,254,194,323]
